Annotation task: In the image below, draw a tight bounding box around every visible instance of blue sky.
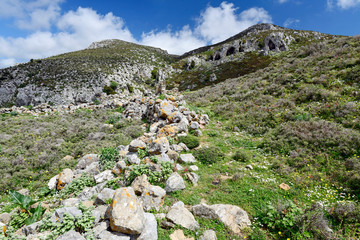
[0,0,360,68]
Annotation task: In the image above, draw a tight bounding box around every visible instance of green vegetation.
[126,161,173,185]
[59,174,95,198]
[193,146,225,164]
[178,135,200,149]
[100,147,119,170]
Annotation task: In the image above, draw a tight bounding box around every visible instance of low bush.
[100,147,119,170]
[59,174,95,198]
[178,135,200,149]
[232,150,250,162]
[126,161,173,184]
[193,146,225,164]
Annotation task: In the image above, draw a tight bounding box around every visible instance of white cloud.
[195,2,272,44]
[0,58,17,69]
[278,0,289,3]
[283,18,300,27]
[0,7,135,65]
[327,0,360,9]
[140,26,206,55]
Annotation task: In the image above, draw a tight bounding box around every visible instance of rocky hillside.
[1,23,360,240]
[0,40,176,107]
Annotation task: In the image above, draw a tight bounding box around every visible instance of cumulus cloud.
[0,1,273,68]
[140,26,206,55]
[327,0,360,9]
[195,2,272,44]
[283,18,300,27]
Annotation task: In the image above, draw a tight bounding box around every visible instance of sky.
[0,0,360,68]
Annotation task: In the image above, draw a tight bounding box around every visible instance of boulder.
[138,213,158,240]
[179,154,196,163]
[165,172,185,193]
[95,188,116,205]
[126,152,141,165]
[128,139,146,152]
[22,221,40,236]
[76,154,100,170]
[157,125,179,138]
[56,230,85,240]
[140,185,166,211]
[199,230,217,240]
[82,162,100,175]
[56,168,74,190]
[167,150,179,161]
[192,204,251,235]
[166,202,199,231]
[190,121,200,130]
[48,175,58,190]
[185,172,200,186]
[96,230,130,240]
[109,187,145,235]
[55,207,82,223]
[148,137,169,155]
[94,170,114,184]
[0,212,11,224]
[158,100,174,119]
[61,198,80,207]
[131,174,151,195]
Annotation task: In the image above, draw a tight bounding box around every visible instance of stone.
[178,143,189,152]
[87,132,106,141]
[190,121,200,130]
[56,230,85,240]
[62,198,80,207]
[157,125,179,138]
[95,188,116,205]
[94,170,114,184]
[159,100,174,119]
[245,165,253,170]
[179,154,196,163]
[167,149,179,161]
[140,185,166,211]
[199,230,217,240]
[166,202,199,231]
[128,139,146,152]
[185,172,200,186]
[22,221,40,236]
[161,220,176,229]
[126,152,141,165]
[170,229,194,240]
[148,137,169,155]
[48,175,58,190]
[138,213,158,240]
[171,144,183,153]
[96,230,130,240]
[131,174,151,195]
[55,207,82,223]
[76,154,100,170]
[165,172,186,193]
[189,165,199,171]
[78,186,98,201]
[17,189,30,196]
[0,212,11,224]
[158,153,173,163]
[175,163,184,171]
[177,118,190,133]
[56,168,74,190]
[232,127,240,132]
[93,205,109,222]
[194,129,202,137]
[109,187,145,235]
[192,204,251,235]
[82,162,100,175]
[279,183,291,191]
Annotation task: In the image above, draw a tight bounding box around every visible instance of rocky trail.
[0,91,251,240]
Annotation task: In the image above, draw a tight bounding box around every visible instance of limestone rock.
[131,174,151,195]
[96,230,130,240]
[55,207,82,223]
[192,204,251,235]
[126,152,141,165]
[140,185,166,211]
[165,172,185,193]
[94,170,114,184]
[185,172,200,186]
[61,198,80,207]
[95,188,115,205]
[76,154,100,170]
[159,100,174,119]
[199,230,217,240]
[109,187,145,235]
[22,221,40,236]
[170,229,194,240]
[56,168,74,190]
[56,230,85,240]
[138,213,158,240]
[17,189,30,196]
[190,121,200,130]
[167,149,179,161]
[128,139,146,152]
[189,165,199,171]
[179,154,196,163]
[0,212,11,224]
[48,175,58,190]
[166,202,199,231]
[149,137,169,155]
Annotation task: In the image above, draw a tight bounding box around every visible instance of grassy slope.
[182,35,360,239]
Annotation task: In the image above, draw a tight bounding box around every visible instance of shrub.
[178,135,200,149]
[126,161,173,184]
[137,147,149,159]
[193,146,225,164]
[59,174,95,197]
[232,150,250,162]
[127,84,134,93]
[103,85,116,95]
[110,81,118,90]
[100,147,119,170]
[151,67,158,79]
